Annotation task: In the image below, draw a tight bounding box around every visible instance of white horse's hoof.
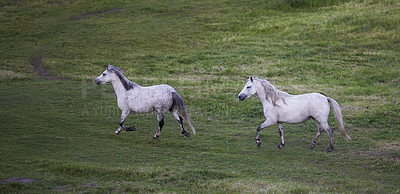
[114,131,120,135]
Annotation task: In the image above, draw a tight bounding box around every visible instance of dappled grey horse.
[238,76,350,152]
[95,65,195,139]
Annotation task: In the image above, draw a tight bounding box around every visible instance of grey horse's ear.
[249,76,253,82]
[107,64,115,72]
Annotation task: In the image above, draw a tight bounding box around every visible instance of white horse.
[238,76,350,152]
[95,65,195,139]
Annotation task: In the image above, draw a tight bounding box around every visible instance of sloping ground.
[0,0,399,192]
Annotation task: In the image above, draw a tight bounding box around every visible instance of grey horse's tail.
[327,97,351,140]
[172,92,196,135]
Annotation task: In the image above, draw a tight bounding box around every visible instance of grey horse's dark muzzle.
[95,78,101,85]
[238,94,247,101]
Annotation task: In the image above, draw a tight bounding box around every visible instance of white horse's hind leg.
[115,110,130,135]
[311,128,323,149]
[170,108,190,137]
[325,126,334,152]
[277,123,285,149]
[319,122,335,152]
[311,119,322,149]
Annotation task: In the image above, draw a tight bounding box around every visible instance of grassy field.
[1,0,399,192]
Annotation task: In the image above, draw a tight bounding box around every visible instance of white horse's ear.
[249,76,253,82]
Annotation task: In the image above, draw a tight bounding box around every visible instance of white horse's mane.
[254,77,290,106]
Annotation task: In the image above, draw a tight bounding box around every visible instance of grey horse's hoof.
[125,126,136,131]
[256,139,261,147]
[311,143,316,149]
[277,144,284,149]
[114,131,120,135]
[153,135,159,139]
[183,131,190,138]
[324,147,334,152]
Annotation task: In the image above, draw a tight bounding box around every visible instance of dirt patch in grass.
[53,185,69,191]
[30,55,64,81]
[0,177,38,184]
[81,183,100,188]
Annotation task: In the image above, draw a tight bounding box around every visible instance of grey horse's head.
[95,64,119,85]
[238,76,257,101]
[95,65,137,91]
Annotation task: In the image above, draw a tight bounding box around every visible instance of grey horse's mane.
[255,77,290,106]
[108,65,139,90]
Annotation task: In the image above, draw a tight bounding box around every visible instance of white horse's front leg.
[115,110,130,135]
[277,123,285,149]
[255,119,275,147]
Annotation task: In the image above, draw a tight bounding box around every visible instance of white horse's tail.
[172,92,196,135]
[327,97,351,140]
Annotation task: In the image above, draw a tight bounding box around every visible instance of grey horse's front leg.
[125,126,136,131]
[115,110,130,135]
[277,123,285,149]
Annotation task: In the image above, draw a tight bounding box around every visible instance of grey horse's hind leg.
[178,115,190,137]
[277,123,285,149]
[115,110,131,135]
[171,109,190,137]
[153,113,164,139]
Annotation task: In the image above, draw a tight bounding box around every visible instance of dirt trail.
[0,177,38,184]
[30,55,64,81]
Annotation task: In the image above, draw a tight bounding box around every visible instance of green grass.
[1,0,399,192]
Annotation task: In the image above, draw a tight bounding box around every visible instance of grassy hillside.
[0,0,399,192]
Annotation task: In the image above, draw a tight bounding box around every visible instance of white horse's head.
[238,76,257,101]
[95,65,119,85]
